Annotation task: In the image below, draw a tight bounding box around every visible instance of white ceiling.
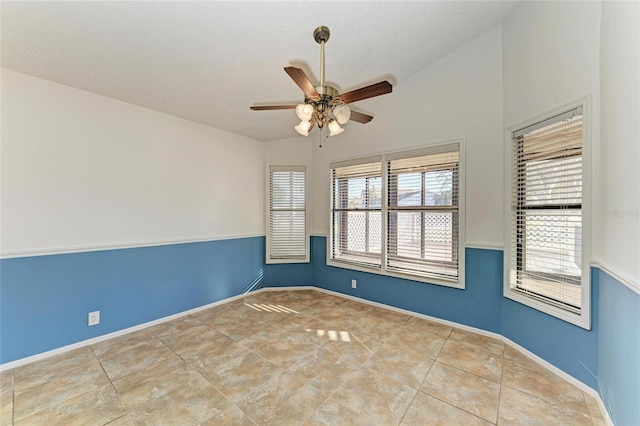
[1,1,520,142]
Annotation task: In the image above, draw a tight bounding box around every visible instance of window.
[266,166,308,263]
[387,146,460,280]
[505,105,590,329]
[330,157,382,268]
[330,143,464,287]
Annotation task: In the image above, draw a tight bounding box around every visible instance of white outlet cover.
[88,310,100,326]
[351,279,357,289]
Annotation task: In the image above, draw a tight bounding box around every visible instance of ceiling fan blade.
[349,111,374,124]
[284,67,319,99]
[337,81,392,104]
[250,105,298,111]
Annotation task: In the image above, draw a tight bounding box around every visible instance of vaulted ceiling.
[1,1,519,141]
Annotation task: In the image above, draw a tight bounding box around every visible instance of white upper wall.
[502,1,601,127]
[598,1,640,290]
[502,1,604,264]
[1,69,265,256]
[308,26,505,248]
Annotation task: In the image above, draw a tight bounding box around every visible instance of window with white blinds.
[387,144,460,281]
[330,158,382,268]
[506,106,590,327]
[267,166,308,264]
[329,143,464,287]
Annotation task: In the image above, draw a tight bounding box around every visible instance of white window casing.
[504,101,591,329]
[329,142,465,288]
[266,165,309,264]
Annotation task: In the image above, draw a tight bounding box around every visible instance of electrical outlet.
[351,279,357,289]
[88,310,100,326]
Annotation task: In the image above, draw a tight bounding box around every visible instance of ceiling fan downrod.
[313,26,330,93]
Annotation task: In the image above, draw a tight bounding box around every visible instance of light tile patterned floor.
[0,290,607,425]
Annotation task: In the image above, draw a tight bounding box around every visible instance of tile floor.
[0,289,607,425]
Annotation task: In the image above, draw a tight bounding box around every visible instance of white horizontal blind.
[510,109,583,313]
[386,145,460,280]
[330,158,382,268]
[268,166,307,262]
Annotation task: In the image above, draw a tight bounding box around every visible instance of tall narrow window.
[267,166,308,263]
[506,106,590,328]
[387,144,460,281]
[330,157,382,268]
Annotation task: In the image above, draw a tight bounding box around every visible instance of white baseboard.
[0,285,612,425]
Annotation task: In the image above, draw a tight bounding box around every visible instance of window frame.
[503,99,591,330]
[328,141,465,289]
[266,165,310,264]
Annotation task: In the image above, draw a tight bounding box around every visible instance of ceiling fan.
[250,26,392,140]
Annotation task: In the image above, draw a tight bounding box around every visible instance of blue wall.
[597,269,640,426]
[0,237,266,364]
[311,237,502,333]
[2,235,638,425]
[501,271,599,390]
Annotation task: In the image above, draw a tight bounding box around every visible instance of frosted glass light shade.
[295,104,314,121]
[328,119,344,136]
[333,105,351,125]
[294,120,312,136]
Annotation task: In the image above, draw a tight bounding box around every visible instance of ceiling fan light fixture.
[295,120,312,136]
[328,119,344,136]
[333,105,351,125]
[295,103,314,121]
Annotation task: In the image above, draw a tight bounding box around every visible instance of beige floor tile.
[97,338,175,381]
[333,366,417,425]
[498,385,593,425]
[13,358,111,421]
[238,301,304,322]
[437,339,503,382]
[3,289,602,426]
[421,362,500,423]
[91,329,154,358]
[448,329,504,356]
[502,357,588,414]
[401,391,492,425]
[145,315,203,338]
[0,370,14,426]
[159,323,224,352]
[105,414,136,425]
[288,346,360,394]
[111,356,186,395]
[115,359,234,425]
[252,332,319,369]
[201,351,283,401]
[304,398,377,426]
[199,306,255,328]
[214,316,278,340]
[364,342,434,389]
[582,391,606,421]
[366,307,412,325]
[236,325,282,349]
[405,317,453,339]
[352,314,404,342]
[179,337,248,372]
[321,332,383,365]
[200,404,257,425]
[14,384,125,426]
[386,327,447,359]
[13,346,95,387]
[236,371,328,425]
